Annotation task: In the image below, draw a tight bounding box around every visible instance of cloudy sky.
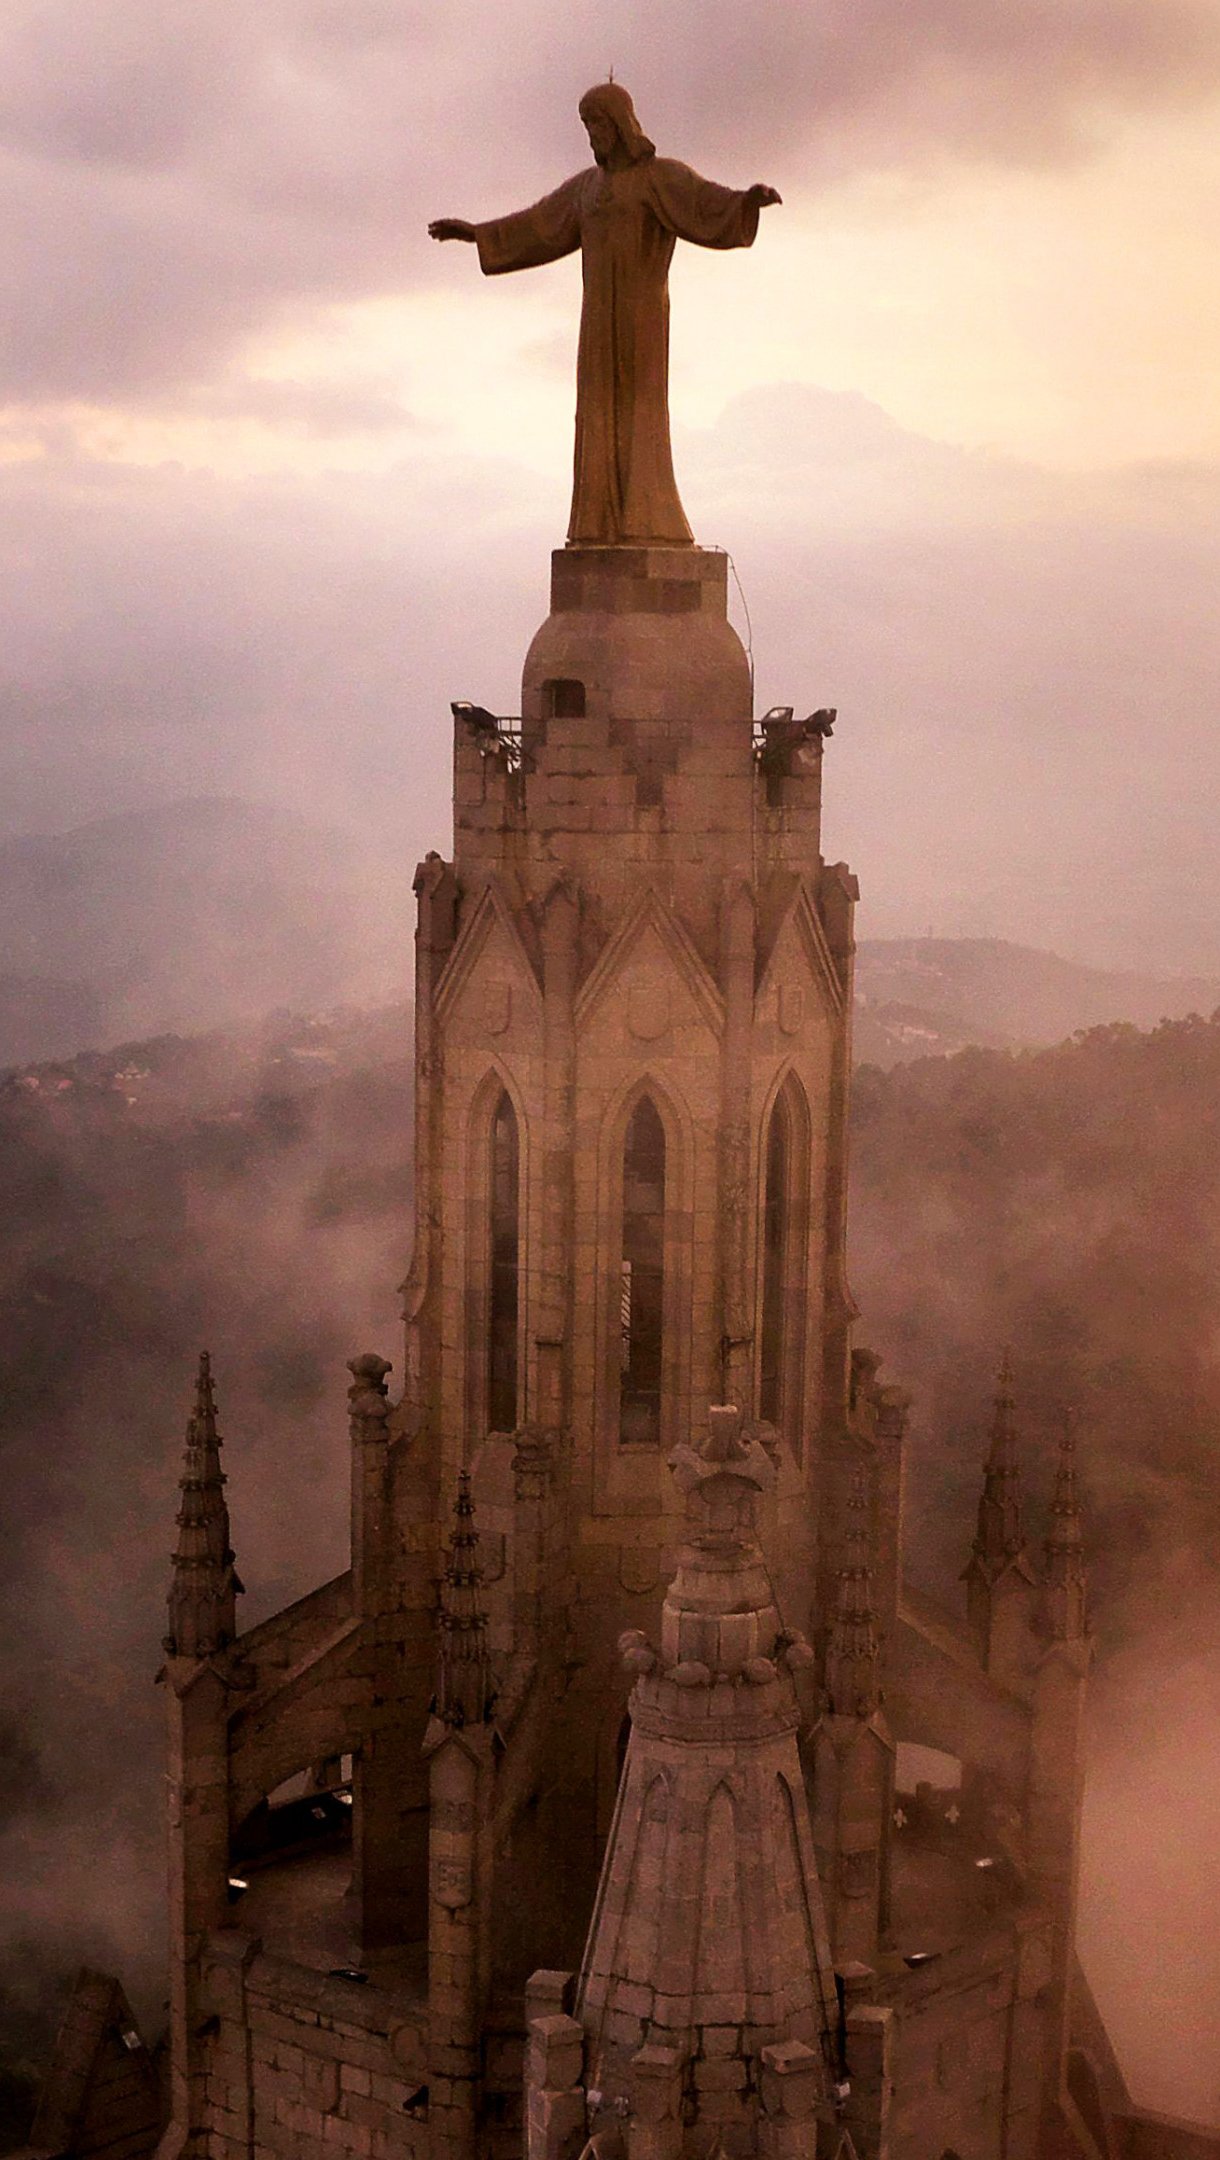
[2,0,1219,967]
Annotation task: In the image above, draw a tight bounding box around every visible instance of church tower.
[400,533,857,1962]
[137,87,1151,2160]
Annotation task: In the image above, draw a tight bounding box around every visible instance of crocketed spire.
[165,1351,241,1659]
[434,1472,495,1727]
[824,1470,881,1718]
[971,1348,1028,1571]
[1044,1411,1088,1641]
[577,1406,838,2126]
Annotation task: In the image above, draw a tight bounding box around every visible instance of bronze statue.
[429,84,780,547]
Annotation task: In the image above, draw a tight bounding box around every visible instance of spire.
[434,1472,495,1728]
[165,1351,241,1659]
[971,1348,1028,1571]
[577,1406,838,2107]
[823,1470,882,1718]
[1044,1410,1088,1641]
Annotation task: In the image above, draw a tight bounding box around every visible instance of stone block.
[302,2056,341,2113]
[628,2043,683,2123]
[527,2013,584,2094]
[759,2039,824,2121]
[336,2093,392,2134]
[525,2084,586,2160]
[693,2057,747,2093]
[844,2003,893,2078]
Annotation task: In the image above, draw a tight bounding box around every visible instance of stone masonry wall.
[197,1934,429,2160]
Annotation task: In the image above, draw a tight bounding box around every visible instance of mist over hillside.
[0,800,411,1066]
[1,1005,1218,2126]
[4,800,1219,1073]
[854,936,1220,1064]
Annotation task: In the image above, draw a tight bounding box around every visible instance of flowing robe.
[475,158,760,546]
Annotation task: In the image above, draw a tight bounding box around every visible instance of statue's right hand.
[428,218,477,243]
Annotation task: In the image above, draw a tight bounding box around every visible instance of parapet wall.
[196,1933,429,2160]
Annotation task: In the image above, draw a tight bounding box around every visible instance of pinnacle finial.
[668,1403,775,1545]
[971,1348,1027,1569]
[194,1348,217,1425]
[434,1470,495,1727]
[165,1351,240,1660]
[993,1347,1016,1435]
[824,1469,881,1718]
[1045,1409,1088,1640]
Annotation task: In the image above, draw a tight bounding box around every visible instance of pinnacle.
[990,1346,1018,1455]
[1044,1411,1088,1640]
[701,1402,750,1464]
[825,1470,881,1717]
[1046,1413,1085,1549]
[435,1470,495,1727]
[165,1350,240,1660]
[193,1349,218,1434]
[972,1347,1027,1568]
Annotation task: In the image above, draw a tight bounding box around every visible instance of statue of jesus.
[429,84,781,548]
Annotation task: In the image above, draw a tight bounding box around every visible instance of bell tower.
[399,536,856,1970]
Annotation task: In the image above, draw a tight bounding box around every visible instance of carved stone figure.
[429,83,780,546]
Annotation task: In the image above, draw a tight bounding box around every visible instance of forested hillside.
[850,1017,1220,1635]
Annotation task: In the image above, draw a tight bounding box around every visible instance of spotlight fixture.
[451,700,499,733]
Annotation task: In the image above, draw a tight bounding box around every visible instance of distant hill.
[854,937,1220,1065]
[0,798,411,1066]
[4,804,1219,1074]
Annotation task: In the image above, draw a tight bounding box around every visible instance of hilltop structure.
[32,81,1196,2160]
[144,544,1130,2160]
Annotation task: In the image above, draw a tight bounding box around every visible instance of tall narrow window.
[759,1094,790,1427]
[619,1096,665,1446]
[488,1091,519,1432]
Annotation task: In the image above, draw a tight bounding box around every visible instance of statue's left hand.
[747,185,782,210]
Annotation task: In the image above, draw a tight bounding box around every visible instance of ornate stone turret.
[963,1351,1038,1683]
[525,1405,839,2160]
[165,1351,241,1660]
[811,1470,893,1968]
[1044,1411,1088,1643]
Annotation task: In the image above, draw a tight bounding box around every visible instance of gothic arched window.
[619,1096,666,1446]
[487,1090,520,1432]
[759,1093,790,1426]
[758,1079,808,1450]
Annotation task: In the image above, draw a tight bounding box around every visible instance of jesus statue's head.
[579,83,656,169]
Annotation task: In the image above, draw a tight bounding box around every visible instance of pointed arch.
[465,1063,527,1440]
[579,1752,673,2029]
[620,1094,666,1446]
[694,1782,747,2003]
[595,1072,693,1457]
[756,1066,812,1457]
[772,1769,840,2044]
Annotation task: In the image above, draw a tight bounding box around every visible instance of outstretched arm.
[646,163,782,250]
[428,176,584,276]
